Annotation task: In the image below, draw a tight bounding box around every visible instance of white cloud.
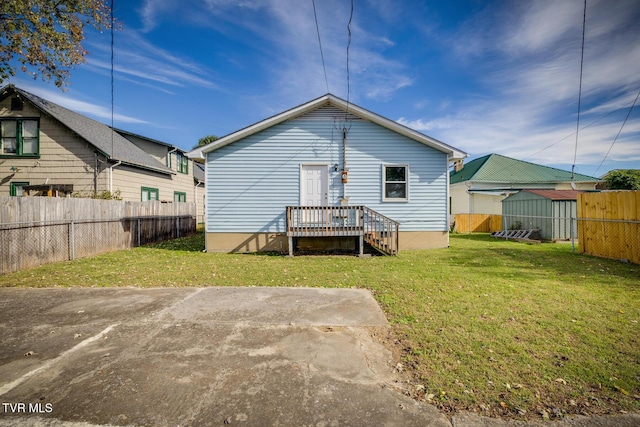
[84,32,219,91]
[10,80,148,124]
[401,0,640,172]
[192,0,414,104]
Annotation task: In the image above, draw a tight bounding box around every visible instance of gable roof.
[187,93,467,161]
[450,153,600,184]
[114,128,185,152]
[1,85,173,175]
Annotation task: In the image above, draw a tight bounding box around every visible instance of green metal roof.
[450,153,600,184]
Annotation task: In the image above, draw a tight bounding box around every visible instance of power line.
[571,0,587,180]
[523,95,638,161]
[593,89,640,176]
[311,0,329,94]
[110,0,115,156]
[344,0,353,119]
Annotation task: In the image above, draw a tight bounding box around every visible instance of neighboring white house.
[188,94,467,255]
[450,153,600,216]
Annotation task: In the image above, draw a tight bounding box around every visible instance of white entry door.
[301,165,328,206]
[301,165,328,224]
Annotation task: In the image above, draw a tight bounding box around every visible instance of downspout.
[167,147,178,168]
[341,127,348,200]
[94,152,99,193]
[194,180,203,223]
[202,152,208,253]
[109,161,122,193]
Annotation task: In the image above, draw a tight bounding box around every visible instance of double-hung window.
[0,119,39,157]
[141,187,159,201]
[174,191,186,202]
[177,153,189,174]
[382,164,409,202]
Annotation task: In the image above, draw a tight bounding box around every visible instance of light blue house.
[188,94,467,255]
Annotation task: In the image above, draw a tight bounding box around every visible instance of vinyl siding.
[0,97,104,196]
[450,184,470,214]
[206,115,448,233]
[1,95,201,210]
[112,165,188,202]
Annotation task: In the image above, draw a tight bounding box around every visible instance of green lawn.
[1,233,638,420]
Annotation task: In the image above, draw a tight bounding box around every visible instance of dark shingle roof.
[450,153,599,184]
[194,163,204,182]
[3,86,173,175]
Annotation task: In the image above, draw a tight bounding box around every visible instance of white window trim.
[382,164,409,202]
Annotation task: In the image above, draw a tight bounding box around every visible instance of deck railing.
[285,205,399,255]
[362,206,400,255]
[286,205,364,237]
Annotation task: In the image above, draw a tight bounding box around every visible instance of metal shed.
[501,190,584,240]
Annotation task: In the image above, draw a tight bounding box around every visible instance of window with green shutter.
[174,192,186,202]
[177,152,189,174]
[141,187,159,201]
[0,119,39,157]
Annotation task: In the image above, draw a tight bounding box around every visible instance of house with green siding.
[188,94,467,255]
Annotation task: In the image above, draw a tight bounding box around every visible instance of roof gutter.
[109,161,122,193]
[167,147,178,168]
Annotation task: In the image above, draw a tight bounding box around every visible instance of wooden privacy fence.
[0,197,196,274]
[454,214,503,233]
[577,191,639,264]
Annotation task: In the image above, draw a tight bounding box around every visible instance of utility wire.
[311,0,329,94]
[571,0,587,180]
[593,89,640,176]
[344,0,353,121]
[110,0,115,157]
[523,95,638,161]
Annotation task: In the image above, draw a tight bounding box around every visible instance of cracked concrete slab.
[0,287,450,427]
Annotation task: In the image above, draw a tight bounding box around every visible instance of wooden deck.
[286,205,399,256]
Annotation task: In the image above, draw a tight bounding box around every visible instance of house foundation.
[205,231,450,253]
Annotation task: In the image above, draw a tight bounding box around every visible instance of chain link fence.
[493,214,639,263]
[1,215,195,275]
[577,217,640,264]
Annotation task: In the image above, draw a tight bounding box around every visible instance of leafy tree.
[1,0,116,88]
[604,169,640,190]
[194,135,219,149]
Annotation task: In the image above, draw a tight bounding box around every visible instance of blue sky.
[7,0,640,177]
